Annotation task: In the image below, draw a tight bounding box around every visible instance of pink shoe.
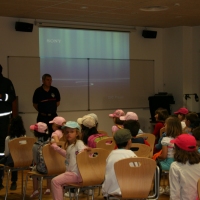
[44,189,51,195]
[30,190,39,198]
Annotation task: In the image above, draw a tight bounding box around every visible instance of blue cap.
[62,121,81,131]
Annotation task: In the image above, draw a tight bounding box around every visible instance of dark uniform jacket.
[0,74,16,115]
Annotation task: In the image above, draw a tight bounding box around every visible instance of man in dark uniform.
[0,64,16,158]
[32,74,60,136]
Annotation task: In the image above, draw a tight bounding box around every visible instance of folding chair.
[0,137,36,200]
[136,133,155,157]
[130,143,151,157]
[96,137,116,152]
[65,148,110,200]
[23,144,66,200]
[109,157,159,199]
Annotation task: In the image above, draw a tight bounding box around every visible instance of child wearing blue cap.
[50,121,87,200]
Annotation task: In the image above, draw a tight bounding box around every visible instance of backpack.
[35,140,49,174]
[87,133,108,148]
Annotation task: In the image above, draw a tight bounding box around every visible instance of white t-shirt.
[161,136,174,158]
[169,161,200,200]
[102,149,137,196]
[181,121,186,130]
[65,140,85,176]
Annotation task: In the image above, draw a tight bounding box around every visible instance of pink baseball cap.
[120,112,138,121]
[30,122,48,134]
[170,134,196,152]
[174,107,189,115]
[109,109,125,118]
[49,116,66,126]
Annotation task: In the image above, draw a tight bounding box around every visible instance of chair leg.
[4,168,11,200]
[23,173,29,200]
[39,176,44,200]
[21,170,24,195]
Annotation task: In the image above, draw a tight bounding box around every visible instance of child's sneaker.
[164,186,170,195]
[44,188,51,195]
[10,182,17,190]
[159,186,165,194]
[64,192,75,197]
[30,190,39,198]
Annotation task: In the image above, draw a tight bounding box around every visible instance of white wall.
[1,16,200,136]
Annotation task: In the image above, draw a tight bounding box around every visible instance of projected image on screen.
[39,28,130,111]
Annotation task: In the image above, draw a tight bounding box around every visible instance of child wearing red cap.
[169,134,200,200]
[174,107,189,129]
[109,109,125,135]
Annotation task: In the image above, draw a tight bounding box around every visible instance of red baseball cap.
[170,134,196,152]
[174,107,189,115]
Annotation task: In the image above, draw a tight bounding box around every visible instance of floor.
[0,171,170,200]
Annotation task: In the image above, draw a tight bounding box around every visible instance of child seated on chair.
[29,122,51,198]
[123,120,149,145]
[192,126,200,153]
[102,129,137,197]
[169,134,200,200]
[0,115,26,190]
[174,107,189,130]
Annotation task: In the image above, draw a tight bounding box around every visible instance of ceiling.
[0,0,200,28]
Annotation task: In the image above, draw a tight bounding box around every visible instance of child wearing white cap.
[49,116,66,143]
[29,122,51,198]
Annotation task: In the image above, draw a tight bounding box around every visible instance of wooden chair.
[130,143,151,157]
[198,178,200,199]
[136,133,155,157]
[23,144,66,200]
[0,137,36,200]
[96,137,116,152]
[65,148,110,200]
[112,157,159,199]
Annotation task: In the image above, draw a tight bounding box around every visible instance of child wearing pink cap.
[29,122,51,198]
[174,107,189,129]
[49,116,66,143]
[109,109,125,135]
[169,134,200,200]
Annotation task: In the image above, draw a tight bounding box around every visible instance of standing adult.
[32,74,60,137]
[0,64,16,158]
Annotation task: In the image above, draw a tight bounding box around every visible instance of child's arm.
[50,143,66,157]
[157,145,167,160]
[51,131,63,143]
[169,163,180,200]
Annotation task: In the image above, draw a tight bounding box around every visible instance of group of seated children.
[1,107,200,200]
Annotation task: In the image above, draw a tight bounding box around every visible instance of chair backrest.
[114,157,156,199]
[42,144,66,175]
[198,178,200,199]
[8,137,36,168]
[77,148,110,186]
[96,137,116,152]
[57,141,65,149]
[136,133,155,157]
[130,143,151,157]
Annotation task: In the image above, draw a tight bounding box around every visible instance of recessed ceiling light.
[140,6,168,12]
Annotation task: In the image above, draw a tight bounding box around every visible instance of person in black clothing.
[0,64,16,161]
[32,74,60,137]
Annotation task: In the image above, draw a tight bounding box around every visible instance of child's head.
[49,116,66,131]
[174,107,188,121]
[109,109,125,125]
[120,112,138,121]
[9,115,26,139]
[185,112,199,128]
[30,122,48,138]
[77,115,97,144]
[192,126,200,147]
[62,121,81,145]
[123,120,140,137]
[154,108,169,122]
[165,116,182,138]
[114,129,132,149]
[171,134,200,164]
